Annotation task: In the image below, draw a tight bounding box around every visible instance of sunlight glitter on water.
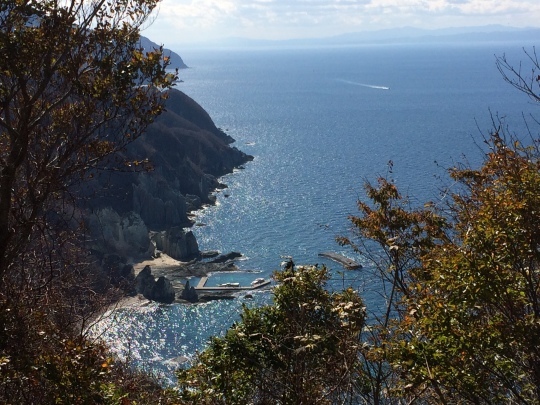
[93,43,540,384]
[88,294,270,385]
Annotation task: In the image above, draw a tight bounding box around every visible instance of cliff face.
[87,88,253,261]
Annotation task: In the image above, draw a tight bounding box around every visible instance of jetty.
[195,276,271,292]
[318,252,362,270]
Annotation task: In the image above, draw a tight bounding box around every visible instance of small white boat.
[251,278,265,287]
[218,282,240,287]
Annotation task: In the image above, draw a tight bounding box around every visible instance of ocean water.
[90,41,540,383]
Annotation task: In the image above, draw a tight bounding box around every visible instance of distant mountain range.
[198,25,540,49]
[331,25,540,45]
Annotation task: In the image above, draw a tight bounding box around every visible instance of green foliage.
[336,49,540,404]
[338,175,449,404]
[343,132,540,404]
[178,262,368,404]
[0,1,179,403]
[393,134,540,403]
[0,0,176,276]
[179,131,540,405]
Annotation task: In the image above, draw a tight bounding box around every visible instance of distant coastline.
[171,25,540,50]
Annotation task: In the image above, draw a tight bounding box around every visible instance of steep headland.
[85,88,253,268]
[139,36,188,69]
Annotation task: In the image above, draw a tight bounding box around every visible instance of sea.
[89,40,540,383]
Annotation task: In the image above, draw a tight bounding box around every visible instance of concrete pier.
[318,252,362,270]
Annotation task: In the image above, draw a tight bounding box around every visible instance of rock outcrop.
[153,228,199,262]
[152,276,176,304]
[134,265,155,298]
[88,209,152,258]
[133,173,189,229]
[180,280,198,303]
[134,265,176,304]
[209,252,242,263]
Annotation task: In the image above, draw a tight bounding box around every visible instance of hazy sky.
[142,0,540,47]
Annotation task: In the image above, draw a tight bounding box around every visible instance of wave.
[336,79,389,90]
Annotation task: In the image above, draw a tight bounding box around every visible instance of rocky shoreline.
[131,252,250,304]
[84,88,255,305]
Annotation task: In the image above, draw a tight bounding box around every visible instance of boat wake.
[337,79,389,90]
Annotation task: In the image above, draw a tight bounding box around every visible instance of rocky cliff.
[86,88,253,262]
